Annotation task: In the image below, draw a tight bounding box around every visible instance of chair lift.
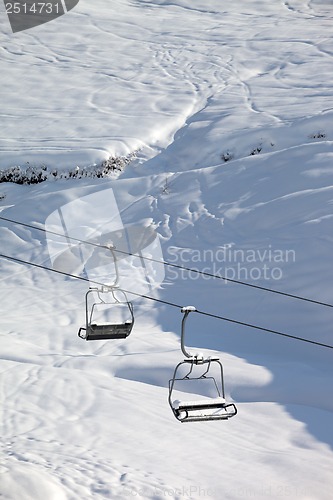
[78,286,134,340]
[168,306,237,422]
[77,244,134,341]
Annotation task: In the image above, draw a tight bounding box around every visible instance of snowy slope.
[1,1,333,499]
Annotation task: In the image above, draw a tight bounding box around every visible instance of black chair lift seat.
[83,320,133,340]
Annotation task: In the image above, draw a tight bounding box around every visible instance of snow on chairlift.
[78,286,134,341]
[168,306,237,422]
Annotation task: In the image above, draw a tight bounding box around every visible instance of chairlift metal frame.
[168,306,237,422]
[77,244,134,341]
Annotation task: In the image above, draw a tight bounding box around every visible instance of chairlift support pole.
[180,306,199,359]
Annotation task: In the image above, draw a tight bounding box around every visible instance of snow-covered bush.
[0,153,136,184]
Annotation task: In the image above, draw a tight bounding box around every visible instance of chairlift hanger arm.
[99,243,120,288]
[180,306,197,359]
[108,244,120,288]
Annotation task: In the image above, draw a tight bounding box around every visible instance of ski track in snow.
[1,437,175,500]
[1,1,333,499]
[1,0,333,168]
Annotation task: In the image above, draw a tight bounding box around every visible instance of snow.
[1,0,333,499]
[172,398,226,409]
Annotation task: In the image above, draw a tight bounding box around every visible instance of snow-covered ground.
[1,1,333,499]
